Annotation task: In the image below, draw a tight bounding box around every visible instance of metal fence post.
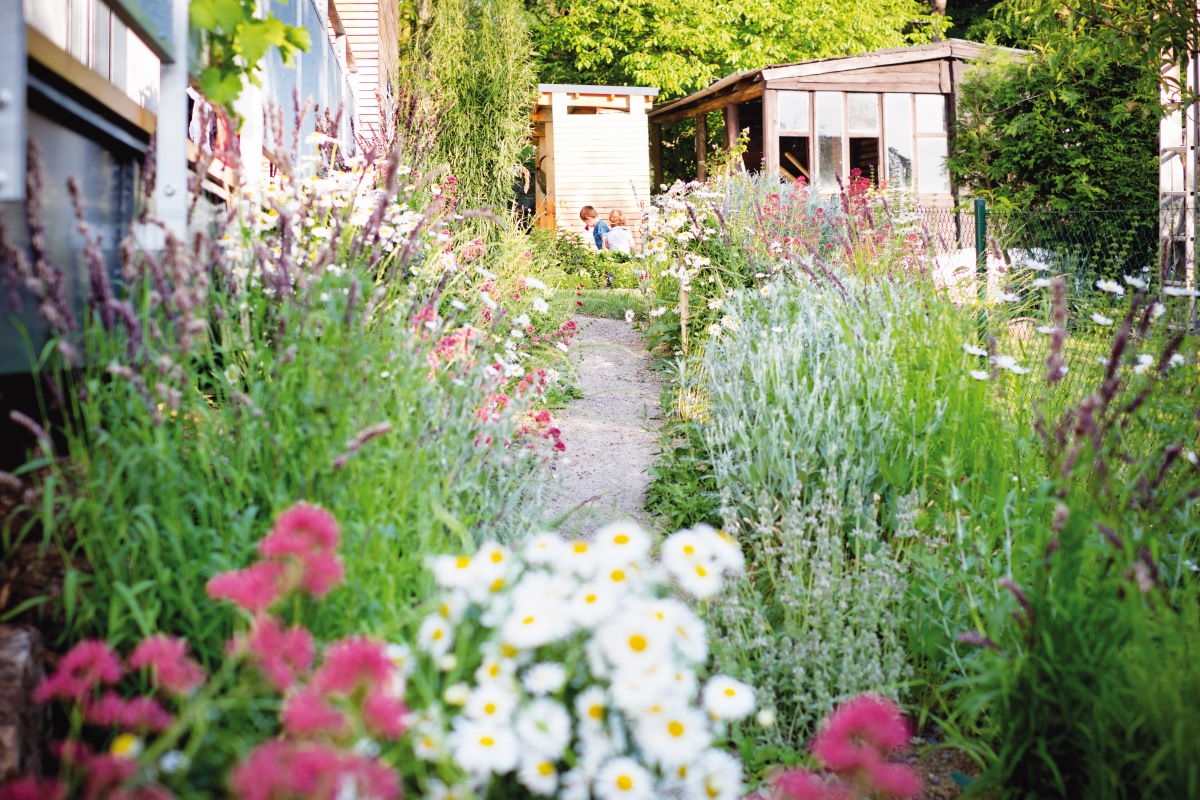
[974,198,987,302]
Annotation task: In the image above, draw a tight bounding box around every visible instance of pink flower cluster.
[229,741,398,800]
[774,695,922,800]
[206,503,344,614]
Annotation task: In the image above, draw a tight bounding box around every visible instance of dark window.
[779,136,810,183]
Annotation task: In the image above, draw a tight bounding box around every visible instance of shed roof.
[537,83,661,99]
[648,38,1025,123]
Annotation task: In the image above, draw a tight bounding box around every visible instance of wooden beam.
[768,80,946,95]
[650,122,664,189]
[763,89,779,178]
[649,80,763,125]
[695,113,707,181]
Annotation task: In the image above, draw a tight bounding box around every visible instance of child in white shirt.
[603,209,634,254]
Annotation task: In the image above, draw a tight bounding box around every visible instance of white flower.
[597,614,670,670]
[501,600,574,651]
[518,756,559,796]
[513,314,532,328]
[1132,353,1156,375]
[625,309,635,324]
[448,718,520,776]
[556,342,569,353]
[1169,353,1186,368]
[610,664,676,716]
[962,343,988,357]
[412,719,447,760]
[1091,312,1114,326]
[650,306,667,318]
[1096,279,1125,295]
[465,683,518,723]
[707,298,723,311]
[997,291,1020,303]
[770,325,784,334]
[522,663,567,696]
[480,291,499,310]
[1036,325,1057,335]
[1163,285,1199,297]
[1032,278,1052,288]
[706,323,722,338]
[1151,302,1166,320]
[475,653,516,685]
[758,285,772,298]
[970,370,990,381]
[720,314,739,331]
[755,709,776,728]
[594,757,656,800]
[525,276,547,291]
[1124,275,1148,290]
[559,768,591,800]
[418,614,454,658]
[594,522,652,565]
[1185,450,1198,466]
[702,676,756,721]
[685,749,743,800]
[575,685,609,729]
[443,682,470,706]
[991,355,1029,375]
[570,581,621,628]
[158,751,188,774]
[532,297,550,314]
[450,299,468,312]
[430,554,479,591]
[635,706,711,768]
[673,557,722,598]
[515,698,571,758]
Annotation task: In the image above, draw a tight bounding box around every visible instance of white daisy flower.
[412,720,447,760]
[1035,325,1057,335]
[594,522,652,565]
[556,342,569,353]
[1185,450,1198,466]
[1124,275,1148,290]
[532,297,550,314]
[702,676,756,721]
[569,582,621,629]
[962,343,988,357]
[521,662,567,696]
[970,370,990,381]
[524,276,547,291]
[464,683,518,723]
[1132,354,1156,375]
[574,685,609,729]
[518,756,559,796]
[418,614,454,658]
[594,757,656,800]
[597,615,670,670]
[561,539,600,578]
[559,768,591,800]
[1150,302,1166,320]
[1169,353,1185,368]
[1091,312,1114,326]
[500,602,574,650]
[1163,285,1199,297]
[997,291,1020,303]
[625,309,635,324]
[1032,278,1052,288]
[1096,279,1125,295]
[523,532,568,568]
[707,298,723,310]
[685,749,744,800]
[515,697,571,758]
[706,323,722,337]
[474,653,516,685]
[991,355,1029,375]
[650,306,667,318]
[672,557,723,599]
[634,706,711,768]
[430,554,479,591]
[706,528,745,574]
[448,718,520,776]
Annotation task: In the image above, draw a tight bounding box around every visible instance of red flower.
[774,769,852,800]
[34,641,123,703]
[314,638,393,696]
[361,690,408,739]
[82,754,138,800]
[812,695,910,772]
[207,562,288,614]
[259,504,345,597]
[0,776,68,800]
[243,617,314,691]
[229,742,399,800]
[282,689,348,738]
[128,636,205,696]
[84,692,173,732]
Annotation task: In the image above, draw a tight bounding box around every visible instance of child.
[603,209,633,254]
[579,205,609,251]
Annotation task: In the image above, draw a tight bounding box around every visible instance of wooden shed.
[533,84,659,246]
[648,39,1023,206]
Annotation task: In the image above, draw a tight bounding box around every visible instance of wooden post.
[763,89,779,178]
[650,122,664,190]
[695,113,707,182]
[724,103,739,150]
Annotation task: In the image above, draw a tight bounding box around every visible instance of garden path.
[542,317,663,536]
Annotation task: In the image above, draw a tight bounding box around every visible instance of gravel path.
[543,317,663,536]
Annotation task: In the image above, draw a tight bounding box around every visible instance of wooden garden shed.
[648,39,1023,206]
[533,84,659,246]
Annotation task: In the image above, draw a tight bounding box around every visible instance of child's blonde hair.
[608,209,626,226]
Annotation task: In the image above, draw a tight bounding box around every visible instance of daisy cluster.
[411,522,754,800]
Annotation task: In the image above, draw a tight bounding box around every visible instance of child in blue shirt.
[580,205,609,251]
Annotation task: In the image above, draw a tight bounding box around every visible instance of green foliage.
[402,0,537,213]
[190,0,310,113]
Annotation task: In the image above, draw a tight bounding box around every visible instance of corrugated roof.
[649,38,1026,121]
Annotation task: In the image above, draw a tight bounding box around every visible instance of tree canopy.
[527,0,950,100]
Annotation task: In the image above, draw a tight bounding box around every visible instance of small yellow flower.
[110,733,144,759]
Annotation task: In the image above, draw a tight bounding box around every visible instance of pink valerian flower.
[361,690,408,739]
[228,741,399,800]
[0,776,68,800]
[314,638,394,696]
[80,754,139,800]
[475,393,511,423]
[810,695,922,799]
[241,617,315,691]
[84,692,173,732]
[773,769,853,800]
[128,636,206,696]
[282,689,348,738]
[34,640,123,702]
[206,561,288,614]
[257,504,345,598]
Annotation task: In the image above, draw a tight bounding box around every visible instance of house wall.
[542,92,653,249]
[339,0,397,142]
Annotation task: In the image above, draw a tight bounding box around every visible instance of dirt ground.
[541,317,663,536]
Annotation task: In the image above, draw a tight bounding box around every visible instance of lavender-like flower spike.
[956,631,1002,651]
[999,577,1034,627]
